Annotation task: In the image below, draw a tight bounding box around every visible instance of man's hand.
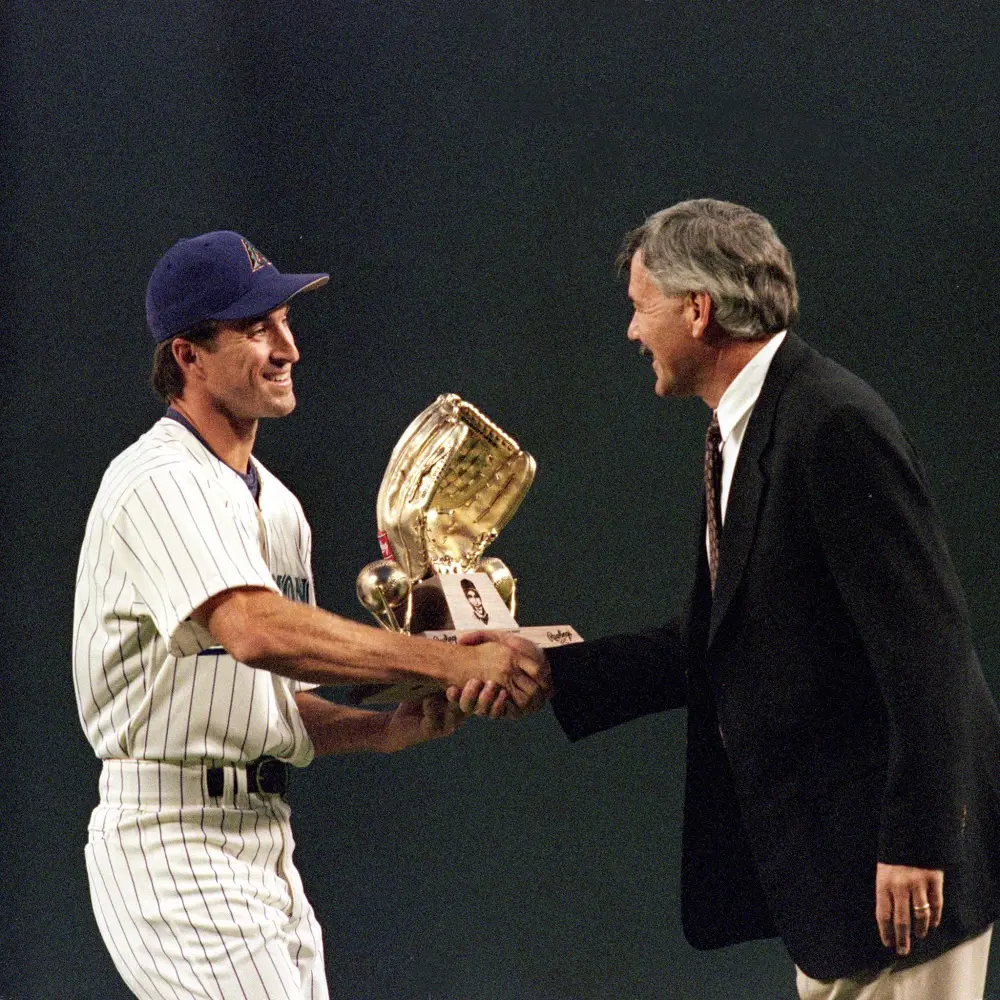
[296,689,482,757]
[449,632,552,719]
[381,691,470,753]
[460,632,548,712]
[875,862,944,956]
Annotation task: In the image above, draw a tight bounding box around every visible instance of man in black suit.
[457,199,1000,997]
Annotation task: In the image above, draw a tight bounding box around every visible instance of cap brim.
[209,270,329,323]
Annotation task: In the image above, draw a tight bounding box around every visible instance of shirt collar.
[164,407,260,502]
[715,331,786,443]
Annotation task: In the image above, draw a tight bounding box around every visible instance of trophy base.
[345,625,583,706]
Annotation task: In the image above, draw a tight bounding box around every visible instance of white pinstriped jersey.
[73,417,316,767]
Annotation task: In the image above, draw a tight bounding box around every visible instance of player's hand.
[454,631,552,718]
[875,862,944,956]
[381,692,469,752]
[443,678,510,719]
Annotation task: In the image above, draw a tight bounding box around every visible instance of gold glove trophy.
[351,393,581,704]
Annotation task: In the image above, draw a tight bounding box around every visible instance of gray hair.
[618,199,798,340]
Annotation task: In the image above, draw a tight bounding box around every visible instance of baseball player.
[73,230,536,999]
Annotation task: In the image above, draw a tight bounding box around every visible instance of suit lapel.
[707,333,810,647]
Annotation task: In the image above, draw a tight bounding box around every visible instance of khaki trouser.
[797,924,993,1000]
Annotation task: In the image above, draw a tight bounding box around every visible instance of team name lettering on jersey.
[275,573,310,603]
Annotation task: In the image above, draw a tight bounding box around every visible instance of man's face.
[626,250,710,398]
[196,305,300,422]
[463,585,488,622]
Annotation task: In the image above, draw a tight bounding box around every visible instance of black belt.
[206,757,288,798]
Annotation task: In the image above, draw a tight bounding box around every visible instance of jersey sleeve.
[112,468,279,657]
[291,498,319,694]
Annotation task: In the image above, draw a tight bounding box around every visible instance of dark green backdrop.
[4,2,999,997]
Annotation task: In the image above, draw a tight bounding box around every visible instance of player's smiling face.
[202,304,299,421]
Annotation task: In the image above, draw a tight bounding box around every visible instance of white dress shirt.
[713,331,786,524]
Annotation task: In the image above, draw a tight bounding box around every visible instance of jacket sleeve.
[805,402,977,867]
[547,620,691,742]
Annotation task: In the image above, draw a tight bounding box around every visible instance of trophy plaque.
[352,393,581,704]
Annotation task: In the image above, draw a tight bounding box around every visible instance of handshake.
[371,631,553,756]
[446,630,553,721]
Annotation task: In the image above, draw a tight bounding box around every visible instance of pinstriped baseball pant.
[85,760,329,1000]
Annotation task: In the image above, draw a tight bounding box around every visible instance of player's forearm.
[295,691,393,755]
[201,588,472,687]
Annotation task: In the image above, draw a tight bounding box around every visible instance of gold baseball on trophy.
[356,559,413,633]
[476,556,517,615]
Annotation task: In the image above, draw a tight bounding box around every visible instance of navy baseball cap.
[146,230,329,343]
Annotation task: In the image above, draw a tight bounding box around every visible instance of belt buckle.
[253,757,285,795]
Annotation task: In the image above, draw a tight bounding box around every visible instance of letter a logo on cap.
[241,237,271,273]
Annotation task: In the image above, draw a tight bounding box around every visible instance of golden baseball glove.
[376,393,536,584]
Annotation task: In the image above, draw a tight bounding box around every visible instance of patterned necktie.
[704,411,723,591]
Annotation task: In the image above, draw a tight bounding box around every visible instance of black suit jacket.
[548,333,1000,979]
